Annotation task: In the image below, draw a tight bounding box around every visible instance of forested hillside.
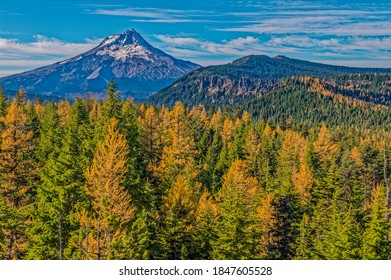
[240,76,391,130]
[148,55,391,107]
[0,83,390,260]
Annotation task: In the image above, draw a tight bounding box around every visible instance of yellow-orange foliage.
[0,99,35,259]
[162,175,198,232]
[189,105,209,127]
[241,111,251,122]
[159,106,171,145]
[83,118,135,259]
[292,162,313,204]
[349,146,364,168]
[258,193,278,258]
[221,117,234,146]
[278,130,313,202]
[277,130,312,199]
[196,190,218,223]
[303,76,388,111]
[263,124,274,139]
[313,123,339,163]
[57,100,72,126]
[0,100,34,207]
[158,102,197,179]
[209,108,223,130]
[33,102,45,119]
[280,130,307,166]
[245,127,260,157]
[217,160,259,208]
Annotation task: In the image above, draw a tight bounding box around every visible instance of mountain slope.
[148,55,391,107]
[239,75,391,129]
[0,29,200,99]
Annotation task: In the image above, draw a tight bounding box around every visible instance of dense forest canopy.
[0,82,390,260]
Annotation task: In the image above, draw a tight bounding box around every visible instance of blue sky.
[1,0,391,77]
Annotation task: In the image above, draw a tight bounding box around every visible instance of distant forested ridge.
[148,55,391,108]
[0,82,390,260]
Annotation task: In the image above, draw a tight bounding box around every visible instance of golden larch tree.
[278,130,309,197]
[313,123,339,164]
[157,102,197,182]
[258,193,277,258]
[82,118,135,260]
[0,99,35,259]
[56,100,72,126]
[221,117,234,147]
[209,108,223,131]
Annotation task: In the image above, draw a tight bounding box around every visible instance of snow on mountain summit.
[0,29,200,99]
[94,29,166,62]
[100,29,147,47]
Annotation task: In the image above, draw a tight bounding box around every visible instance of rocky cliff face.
[152,69,277,107]
[0,29,200,99]
[197,76,272,97]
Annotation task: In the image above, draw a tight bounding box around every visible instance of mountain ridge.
[148,55,391,107]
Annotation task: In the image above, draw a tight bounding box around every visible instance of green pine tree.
[362,184,391,259]
[212,160,260,260]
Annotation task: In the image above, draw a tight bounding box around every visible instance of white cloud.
[153,32,391,68]
[316,59,391,68]
[215,1,391,37]
[0,36,99,56]
[0,59,59,67]
[155,35,265,56]
[265,35,391,54]
[0,36,101,77]
[349,37,391,51]
[153,34,305,66]
[86,7,215,23]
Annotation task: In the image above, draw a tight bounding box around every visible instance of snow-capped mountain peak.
[0,29,200,99]
[96,29,159,61]
[98,29,148,49]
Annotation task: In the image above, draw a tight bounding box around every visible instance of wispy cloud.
[3,0,391,75]
[155,35,264,56]
[216,16,391,36]
[0,36,99,56]
[265,35,391,54]
[0,30,20,35]
[0,10,23,16]
[154,34,301,65]
[86,7,215,23]
[211,0,391,38]
[0,36,100,77]
[154,32,391,67]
